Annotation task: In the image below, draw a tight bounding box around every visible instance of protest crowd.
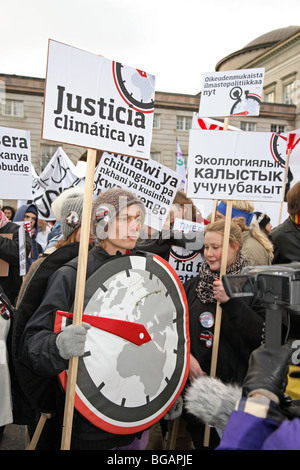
[1,36,300,453]
[1,178,300,451]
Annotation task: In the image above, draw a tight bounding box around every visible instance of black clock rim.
[66,253,188,426]
[114,62,154,111]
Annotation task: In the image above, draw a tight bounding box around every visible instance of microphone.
[184,376,242,431]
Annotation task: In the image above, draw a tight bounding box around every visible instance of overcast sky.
[1,0,300,95]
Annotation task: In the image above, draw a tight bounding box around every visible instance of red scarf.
[290,214,300,227]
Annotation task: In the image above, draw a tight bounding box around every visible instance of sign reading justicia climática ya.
[42,40,155,159]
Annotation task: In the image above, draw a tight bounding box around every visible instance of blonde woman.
[183,219,266,449]
[216,200,273,265]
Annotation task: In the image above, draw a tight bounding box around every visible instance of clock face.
[112,61,155,113]
[54,253,189,434]
[229,86,261,116]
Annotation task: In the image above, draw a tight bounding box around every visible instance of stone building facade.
[0,25,299,175]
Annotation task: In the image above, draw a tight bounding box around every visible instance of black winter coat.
[0,221,31,304]
[269,217,300,264]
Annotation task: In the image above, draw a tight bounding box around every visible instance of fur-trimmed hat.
[60,193,84,238]
[92,188,145,240]
[254,211,271,229]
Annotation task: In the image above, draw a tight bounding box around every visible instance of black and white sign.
[0,126,32,199]
[42,40,155,159]
[187,129,285,202]
[94,153,181,230]
[199,68,265,118]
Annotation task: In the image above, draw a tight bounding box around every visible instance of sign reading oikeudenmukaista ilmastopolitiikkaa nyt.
[187,129,285,202]
[198,68,265,118]
[42,40,155,159]
[0,126,32,199]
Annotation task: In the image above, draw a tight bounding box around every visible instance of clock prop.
[54,252,190,435]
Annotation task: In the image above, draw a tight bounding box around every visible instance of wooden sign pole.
[60,148,97,450]
[203,199,232,447]
[26,415,47,450]
[203,115,232,447]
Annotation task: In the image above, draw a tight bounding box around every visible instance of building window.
[150,152,160,162]
[270,124,286,133]
[40,144,59,171]
[283,82,295,104]
[265,91,275,103]
[240,122,256,131]
[176,116,192,130]
[2,99,24,117]
[153,114,160,129]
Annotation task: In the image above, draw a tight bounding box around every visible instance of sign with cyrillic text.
[187,129,285,202]
[42,40,155,159]
[94,153,180,230]
[198,68,265,118]
[0,126,32,199]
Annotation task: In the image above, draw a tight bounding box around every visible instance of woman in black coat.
[183,219,266,449]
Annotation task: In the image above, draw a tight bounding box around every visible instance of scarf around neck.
[290,214,300,227]
[196,252,249,303]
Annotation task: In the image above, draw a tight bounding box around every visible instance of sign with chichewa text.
[0,126,32,199]
[198,68,265,118]
[94,153,180,231]
[42,40,155,159]
[187,129,286,202]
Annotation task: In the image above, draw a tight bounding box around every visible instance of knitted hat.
[92,188,145,240]
[60,193,84,238]
[51,187,84,221]
[254,211,271,229]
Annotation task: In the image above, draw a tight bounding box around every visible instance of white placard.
[42,40,155,159]
[187,129,285,202]
[94,153,181,230]
[18,223,26,276]
[173,217,205,233]
[198,68,265,118]
[0,127,32,199]
[30,147,82,220]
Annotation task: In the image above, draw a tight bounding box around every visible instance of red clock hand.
[56,311,151,346]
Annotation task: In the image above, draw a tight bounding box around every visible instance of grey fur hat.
[60,193,84,238]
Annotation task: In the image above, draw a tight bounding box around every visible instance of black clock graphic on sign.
[54,252,189,434]
[229,87,261,116]
[270,132,294,198]
[112,61,155,113]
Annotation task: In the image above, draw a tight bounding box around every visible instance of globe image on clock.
[55,252,189,434]
[112,61,155,113]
